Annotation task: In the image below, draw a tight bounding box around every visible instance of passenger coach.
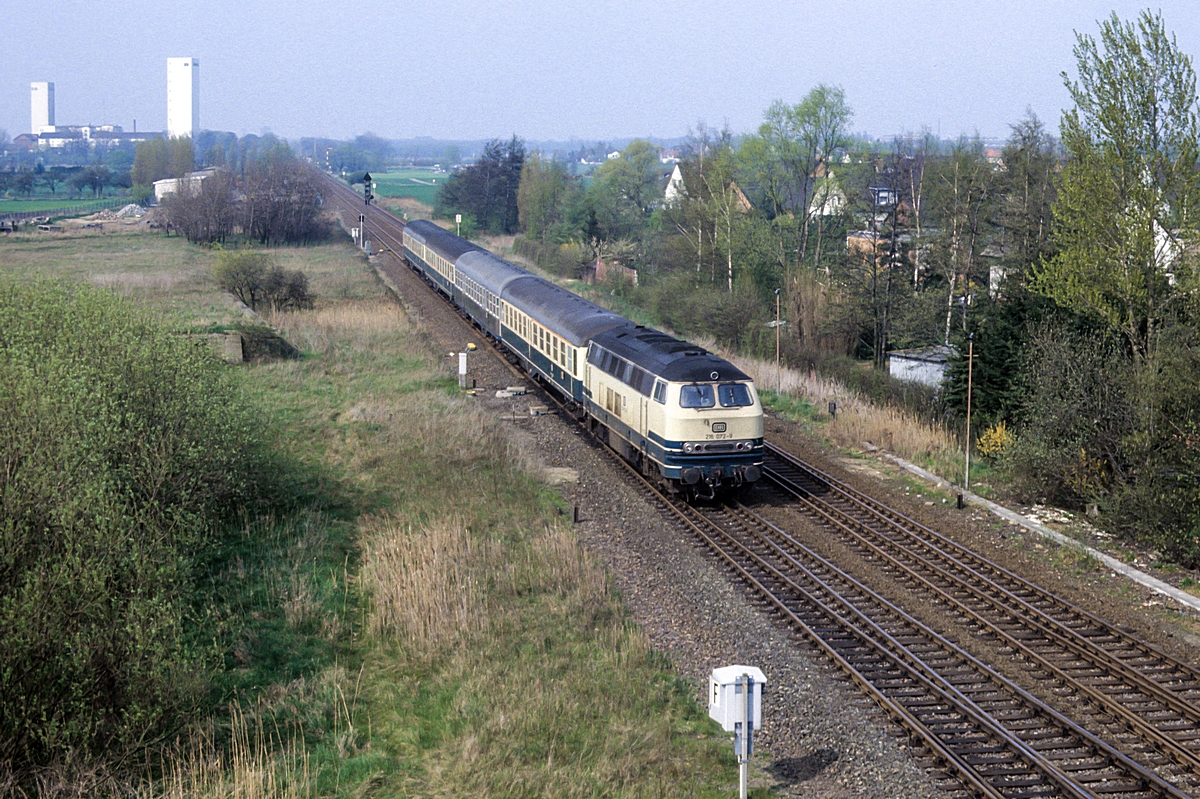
[400,219,764,498]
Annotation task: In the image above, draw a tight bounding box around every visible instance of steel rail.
[632,462,1186,798]
[763,444,1200,783]
[711,501,1191,798]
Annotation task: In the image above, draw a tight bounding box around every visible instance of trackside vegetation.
[434,9,1200,566]
[0,282,277,784]
[0,230,743,797]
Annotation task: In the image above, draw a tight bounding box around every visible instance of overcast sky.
[4,0,1200,145]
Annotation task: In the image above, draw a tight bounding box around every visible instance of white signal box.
[708,665,765,732]
[710,665,766,799]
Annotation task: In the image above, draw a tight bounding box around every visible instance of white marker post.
[458,351,468,389]
[709,666,766,799]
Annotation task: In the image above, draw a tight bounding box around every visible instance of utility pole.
[965,332,974,492]
[774,287,781,393]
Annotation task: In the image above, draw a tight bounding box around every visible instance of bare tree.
[241,155,328,244]
[162,170,238,244]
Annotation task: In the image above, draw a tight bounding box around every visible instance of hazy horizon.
[5,1,1200,146]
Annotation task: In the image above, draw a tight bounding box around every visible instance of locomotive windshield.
[718,383,754,407]
[679,382,755,408]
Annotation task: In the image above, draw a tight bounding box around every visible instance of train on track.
[400,219,764,499]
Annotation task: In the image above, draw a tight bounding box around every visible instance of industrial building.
[30,81,54,133]
[166,57,199,138]
[19,57,199,152]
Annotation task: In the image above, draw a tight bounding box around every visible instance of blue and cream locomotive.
[401,219,764,499]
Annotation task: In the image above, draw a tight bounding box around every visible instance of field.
[370,167,444,206]
[0,197,124,215]
[0,226,741,798]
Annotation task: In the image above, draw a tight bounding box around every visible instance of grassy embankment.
[0,227,742,798]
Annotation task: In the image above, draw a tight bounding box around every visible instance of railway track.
[762,445,1200,788]
[607,456,1190,798]
[316,172,1200,796]
[321,176,410,258]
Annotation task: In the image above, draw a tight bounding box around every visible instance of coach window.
[679,384,715,408]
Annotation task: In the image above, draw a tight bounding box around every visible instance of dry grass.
[142,708,312,799]
[727,348,965,479]
[88,270,189,292]
[361,516,488,650]
[361,515,610,656]
[267,300,415,357]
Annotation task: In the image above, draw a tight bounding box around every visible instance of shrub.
[0,282,271,782]
[213,250,312,312]
[1005,322,1131,506]
[160,169,238,244]
[976,420,1013,460]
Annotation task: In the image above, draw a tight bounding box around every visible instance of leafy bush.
[213,250,313,312]
[512,236,588,279]
[0,282,272,781]
[1004,322,1131,507]
[976,421,1013,460]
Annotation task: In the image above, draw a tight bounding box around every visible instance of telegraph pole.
[965,332,974,492]
[774,288,781,393]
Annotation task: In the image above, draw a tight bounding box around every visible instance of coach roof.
[455,250,533,297]
[502,277,628,346]
[591,325,751,383]
[405,219,483,262]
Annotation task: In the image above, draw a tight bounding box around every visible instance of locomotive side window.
[680,384,716,408]
[718,383,754,407]
[652,380,667,404]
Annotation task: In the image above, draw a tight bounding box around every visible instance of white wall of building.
[31,82,54,133]
[166,57,199,138]
[887,345,955,388]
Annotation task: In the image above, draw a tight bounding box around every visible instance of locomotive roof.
[502,278,629,346]
[591,325,752,383]
[404,219,484,261]
[455,250,533,296]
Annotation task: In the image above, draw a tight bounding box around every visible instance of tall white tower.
[31,82,55,133]
[166,57,199,138]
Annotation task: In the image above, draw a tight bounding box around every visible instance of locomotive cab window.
[652,380,667,404]
[718,383,754,407]
[679,384,716,408]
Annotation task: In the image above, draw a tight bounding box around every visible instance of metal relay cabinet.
[709,665,766,799]
[708,665,765,732]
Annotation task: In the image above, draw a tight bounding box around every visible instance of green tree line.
[437,8,1200,564]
